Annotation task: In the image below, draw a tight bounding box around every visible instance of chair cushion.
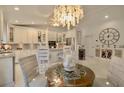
[109,56,124,86]
[29,74,47,87]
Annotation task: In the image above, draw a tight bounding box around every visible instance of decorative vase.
[63,54,76,71]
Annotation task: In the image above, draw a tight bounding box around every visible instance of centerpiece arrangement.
[63,54,83,80]
[63,54,76,71]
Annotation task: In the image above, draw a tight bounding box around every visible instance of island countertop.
[49,48,63,51]
[0,53,14,58]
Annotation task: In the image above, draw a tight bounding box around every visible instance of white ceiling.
[79,6,124,26]
[0,5,124,27]
[1,5,55,25]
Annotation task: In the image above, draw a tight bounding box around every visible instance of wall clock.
[99,28,120,46]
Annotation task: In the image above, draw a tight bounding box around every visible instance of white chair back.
[108,56,124,86]
[63,46,72,55]
[19,55,39,86]
[37,47,49,74]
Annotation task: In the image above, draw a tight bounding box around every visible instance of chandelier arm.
[50,5,84,30]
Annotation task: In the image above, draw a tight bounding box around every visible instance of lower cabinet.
[0,55,15,87]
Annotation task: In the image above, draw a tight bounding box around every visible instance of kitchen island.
[0,53,15,87]
[49,48,63,62]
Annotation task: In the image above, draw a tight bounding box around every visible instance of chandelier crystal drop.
[51,5,84,30]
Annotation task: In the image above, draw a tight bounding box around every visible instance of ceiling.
[0,5,124,27]
[0,5,55,25]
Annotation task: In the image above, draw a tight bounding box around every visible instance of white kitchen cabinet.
[11,26,50,44]
[48,31,57,41]
[0,54,15,87]
[32,30,38,43]
[21,31,28,43]
[42,30,48,46]
[13,27,34,43]
[14,50,21,63]
[27,30,33,43]
[14,27,28,43]
[13,28,22,43]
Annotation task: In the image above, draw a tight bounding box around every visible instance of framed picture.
[119,45,124,48]
[101,49,112,59]
[106,49,112,59]
[101,49,106,58]
[115,49,122,58]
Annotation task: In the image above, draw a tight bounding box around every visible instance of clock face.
[99,28,120,46]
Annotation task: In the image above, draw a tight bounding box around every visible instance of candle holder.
[63,54,76,72]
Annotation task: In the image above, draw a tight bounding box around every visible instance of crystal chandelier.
[50,5,84,30]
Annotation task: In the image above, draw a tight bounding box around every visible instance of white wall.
[48,31,57,41]
[77,6,124,58]
[0,8,7,43]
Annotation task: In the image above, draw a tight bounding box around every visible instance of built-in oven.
[48,41,56,48]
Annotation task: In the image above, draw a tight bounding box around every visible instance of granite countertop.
[0,53,14,58]
[49,48,63,51]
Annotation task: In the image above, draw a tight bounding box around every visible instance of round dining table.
[45,63,95,87]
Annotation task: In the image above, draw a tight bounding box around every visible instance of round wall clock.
[99,28,120,46]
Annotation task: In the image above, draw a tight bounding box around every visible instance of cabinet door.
[13,28,21,43]
[32,31,38,43]
[27,30,33,43]
[48,31,57,41]
[9,27,14,42]
[0,57,14,86]
[21,31,28,43]
[14,27,28,43]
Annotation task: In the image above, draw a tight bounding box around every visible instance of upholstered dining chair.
[63,46,72,55]
[19,55,47,87]
[93,56,124,87]
[37,47,49,74]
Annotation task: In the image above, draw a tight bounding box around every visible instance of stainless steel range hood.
[0,8,7,43]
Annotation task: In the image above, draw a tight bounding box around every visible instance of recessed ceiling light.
[105,15,109,19]
[15,20,18,23]
[32,22,34,24]
[105,81,110,85]
[44,22,47,24]
[14,7,20,11]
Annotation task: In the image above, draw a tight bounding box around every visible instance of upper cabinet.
[21,29,28,43]
[13,27,22,43]
[27,30,33,43]
[13,27,28,43]
[9,27,14,42]
[32,30,38,43]
[8,26,48,45]
[48,31,57,41]
[42,29,48,44]
[48,31,65,43]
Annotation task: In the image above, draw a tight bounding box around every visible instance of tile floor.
[15,57,110,87]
